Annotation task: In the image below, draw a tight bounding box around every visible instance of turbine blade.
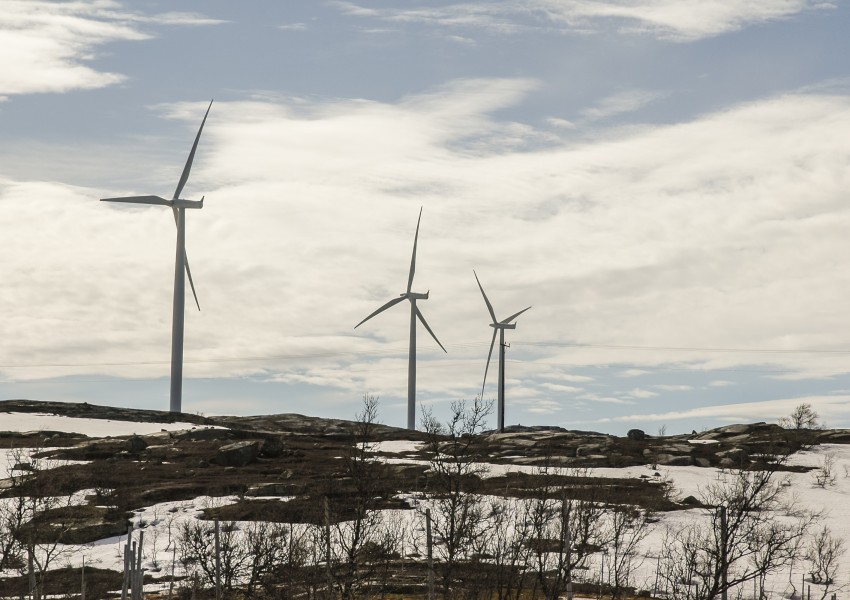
[415,306,447,353]
[355,296,406,329]
[171,206,200,310]
[185,251,201,311]
[473,270,497,323]
[482,328,498,398]
[173,100,213,201]
[101,195,172,206]
[407,207,422,294]
[501,306,532,325]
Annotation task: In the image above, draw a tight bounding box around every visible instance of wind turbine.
[101,100,212,414]
[474,270,531,433]
[355,208,447,430]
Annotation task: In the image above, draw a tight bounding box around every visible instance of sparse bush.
[813,454,836,488]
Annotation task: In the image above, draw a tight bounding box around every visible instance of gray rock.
[125,435,148,453]
[259,437,285,458]
[695,458,712,468]
[215,441,260,467]
[176,428,234,442]
[658,454,693,467]
[576,444,604,457]
[717,447,748,461]
[627,429,646,441]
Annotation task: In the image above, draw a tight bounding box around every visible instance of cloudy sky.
[1,0,849,435]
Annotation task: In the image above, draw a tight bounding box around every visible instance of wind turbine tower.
[474,270,531,433]
[355,208,447,430]
[101,101,212,413]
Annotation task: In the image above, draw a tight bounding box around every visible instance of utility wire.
[1,339,850,371]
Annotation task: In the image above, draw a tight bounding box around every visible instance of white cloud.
[709,380,735,387]
[335,0,832,41]
[581,89,665,121]
[0,1,221,96]
[619,369,650,378]
[654,384,693,391]
[627,387,659,399]
[3,80,850,418]
[540,383,583,393]
[579,393,635,405]
[615,395,850,424]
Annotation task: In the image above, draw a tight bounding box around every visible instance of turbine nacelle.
[405,291,429,300]
[490,322,517,330]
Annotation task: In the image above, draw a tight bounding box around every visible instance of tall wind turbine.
[355,208,447,430]
[474,270,531,433]
[101,100,212,414]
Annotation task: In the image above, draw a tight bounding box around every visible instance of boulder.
[215,441,260,467]
[657,454,693,467]
[695,458,712,468]
[176,428,234,442]
[627,429,646,441]
[62,519,129,544]
[576,444,606,457]
[259,436,285,458]
[125,435,148,453]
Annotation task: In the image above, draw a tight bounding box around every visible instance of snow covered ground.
[3,410,850,599]
[0,412,223,437]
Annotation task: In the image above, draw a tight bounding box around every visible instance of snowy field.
[0,412,223,437]
[2,411,850,599]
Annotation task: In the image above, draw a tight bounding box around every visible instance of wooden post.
[81,556,86,600]
[721,506,728,600]
[28,542,35,600]
[137,530,145,600]
[215,518,222,600]
[565,506,573,600]
[426,508,435,600]
[168,544,177,600]
[121,542,129,600]
[324,497,333,599]
[122,527,132,600]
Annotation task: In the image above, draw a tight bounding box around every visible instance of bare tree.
[0,445,78,598]
[603,503,650,600]
[480,497,534,600]
[812,454,836,489]
[421,397,492,599]
[805,525,845,600]
[659,465,814,600]
[779,403,822,430]
[179,519,251,595]
[525,464,608,600]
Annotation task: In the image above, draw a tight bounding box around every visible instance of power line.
[0,339,848,371]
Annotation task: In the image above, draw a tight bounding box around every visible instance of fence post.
[426,508,434,600]
[324,497,333,599]
[215,518,221,600]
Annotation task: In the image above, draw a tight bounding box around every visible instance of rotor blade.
[354,296,406,329]
[101,195,172,206]
[481,328,497,398]
[407,207,422,294]
[414,306,447,353]
[171,206,200,310]
[473,270,497,323]
[173,99,213,201]
[501,306,532,325]
[184,251,201,311]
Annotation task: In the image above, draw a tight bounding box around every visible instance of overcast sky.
[1,0,850,435]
